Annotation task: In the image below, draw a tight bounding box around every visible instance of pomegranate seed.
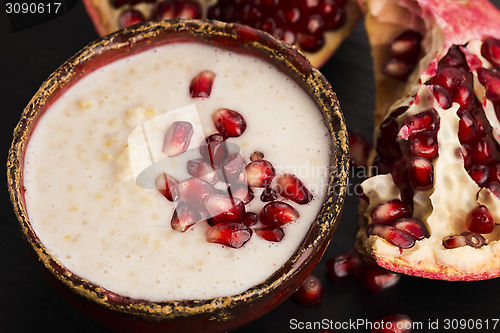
[155,173,179,202]
[349,130,371,168]
[118,9,145,29]
[443,232,485,249]
[439,45,469,71]
[478,67,500,102]
[152,0,175,20]
[162,121,193,157]
[490,163,500,183]
[189,70,215,98]
[398,109,439,140]
[371,314,412,333]
[212,108,247,138]
[187,159,217,184]
[461,144,473,168]
[326,252,363,282]
[409,132,438,160]
[325,7,346,30]
[392,217,429,240]
[408,156,434,190]
[204,194,245,223]
[250,151,264,161]
[292,275,322,306]
[206,222,252,249]
[457,109,480,143]
[228,184,254,204]
[370,199,412,225]
[366,224,416,249]
[487,182,500,199]
[381,58,415,81]
[275,173,313,204]
[177,177,215,210]
[260,201,299,226]
[254,225,285,242]
[357,266,400,293]
[432,84,453,110]
[241,212,258,226]
[171,202,202,232]
[377,117,402,161]
[388,30,422,59]
[297,33,325,53]
[472,136,497,165]
[481,37,500,67]
[431,67,469,91]
[260,186,278,202]
[466,205,495,234]
[200,133,228,167]
[373,156,392,175]
[175,0,202,19]
[468,164,490,187]
[462,232,487,248]
[453,81,475,111]
[245,160,276,187]
[220,154,246,184]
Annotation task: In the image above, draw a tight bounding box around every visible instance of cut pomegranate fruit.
[189,70,215,98]
[275,173,313,204]
[326,251,363,282]
[206,222,252,249]
[292,275,322,306]
[358,0,500,280]
[356,266,400,293]
[370,199,412,225]
[199,133,228,167]
[162,121,193,157]
[83,0,362,68]
[171,202,201,232]
[155,172,179,201]
[254,225,285,242]
[371,314,412,333]
[260,201,299,226]
[212,108,247,139]
[204,194,245,223]
[245,160,276,188]
[349,130,371,168]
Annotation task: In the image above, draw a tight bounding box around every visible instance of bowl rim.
[7,19,349,321]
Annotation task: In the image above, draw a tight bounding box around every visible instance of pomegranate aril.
[228,184,254,204]
[490,163,500,183]
[398,109,439,140]
[392,217,429,240]
[255,225,285,242]
[326,252,363,282]
[381,58,415,81]
[432,84,453,110]
[357,266,400,293]
[221,154,246,184]
[371,314,412,333]
[297,33,325,53]
[466,205,494,234]
[200,133,228,167]
[118,9,145,29]
[376,116,402,161]
[443,232,486,249]
[349,130,371,168]
[439,45,469,71]
[241,212,258,227]
[292,275,322,306]
[204,194,245,223]
[472,136,497,165]
[177,177,216,210]
[408,156,434,190]
[171,202,201,232]
[212,108,247,138]
[366,224,416,249]
[431,67,470,91]
[453,81,475,111]
[245,160,276,188]
[457,109,480,143]
[187,159,217,184]
[461,144,473,168]
[468,164,490,187]
[275,173,313,204]
[478,67,500,102]
[409,132,438,160]
[250,151,264,161]
[189,70,215,98]
[152,0,175,20]
[175,0,202,19]
[370,199,412,225]
[155,173,179,202]
[162,121,193,157]
[206,222,252,249]
[463,232,486,248]
[487,182,500,199]
[481,37,500,67]
[260,186,278,202]
[388,30,422,59]
[260,201,299,226]
[325,7,346,30]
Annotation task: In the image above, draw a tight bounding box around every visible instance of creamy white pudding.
[23,42,331,301]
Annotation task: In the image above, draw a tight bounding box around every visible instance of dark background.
[2,1,500,332]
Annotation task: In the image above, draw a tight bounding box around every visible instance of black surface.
[2,1,500,333]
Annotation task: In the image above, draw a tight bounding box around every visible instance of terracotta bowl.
[7,20,349,332]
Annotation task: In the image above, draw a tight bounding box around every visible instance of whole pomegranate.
[357,0,500,280]
[83,0,361,67]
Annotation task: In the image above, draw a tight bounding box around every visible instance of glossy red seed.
[408,156,434,190]
[488,182,500,199]
[255,225,285,242]
[472,136,497,165]
[370,199,412,225]
[152,0,175,20]
[187,159,217,184]
[432,84,453,110]
[189,70,215,98]
[275,173,313,204]
[357,266,401,293]
[228,184,254,204]
[392,217,429,240]
[155,173,179,202]
[220,154,246,184]
[381,58,415,81]
[462,232,487,248]
[443,232,485,249]
[469,164,490,187]
[478,67,500,102]
[260,186,278,202]
[461,144,473,168]
[162,121,193,157]
[366,224,416,249]
[200,133,228,167]
[245,160,276,187]
[204,194,245,223]
[297,33,325,52]
[453,81,475,111]
[293,275,323,306]
[457,109,480,143]
[398,109,439,140]
[212,108,246,139]
[206,222,252,248]
[241,212,258,226]
[177,177,216,210]
[118,9,145,29]
[409,132,438,160]
[250,151,264,161]
[481,37,500,67]
[466,205,495,234]
[371,314,412,333]
[439,45,469,71]
[388,30,422,59]
[431,67,469,91]
[174,0,202,19]
[171,202,202,232]
[490,163,500,183]
[376,116,402,161]
[260,201,300,226]
[349,130,371,168]
[326,252,363,282]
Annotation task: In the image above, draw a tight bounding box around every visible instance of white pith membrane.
[356,0,500,280]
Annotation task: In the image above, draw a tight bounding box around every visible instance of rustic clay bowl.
[7,19,349,332]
